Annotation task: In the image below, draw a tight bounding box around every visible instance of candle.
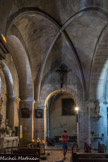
[20,125,23,138]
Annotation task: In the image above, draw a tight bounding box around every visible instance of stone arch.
[0,61,16,127]
[5,6,108,102]
[89,25,108,148]
[44,89,79,141]
[89,23,108,97]
[89,25,108,101]
[0,61,15,97]
[5,7,85,101]
[7,35,33,100]
[35,7,108,102]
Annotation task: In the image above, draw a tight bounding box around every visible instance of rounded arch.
[0,61,15,97]
[44,89,79,141]
[44,89,78,108]
[89,23,108,98]
[89,25,108,101]
[0,61,16,127]
[7,35,33,100]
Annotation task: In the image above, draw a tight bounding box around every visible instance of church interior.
[1,0,108,161]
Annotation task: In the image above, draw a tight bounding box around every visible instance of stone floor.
[40,145,98,162]
[40,146,72,162]
[40,150,72,162]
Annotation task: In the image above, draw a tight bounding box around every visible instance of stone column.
[88,102,91,145]
[90,101,107,149]
[46,107,50,138]
[14,97,20,127]
[34,101,44,140]
[78,101,91,149]
[19,98,34,141]
[7,95,16,128]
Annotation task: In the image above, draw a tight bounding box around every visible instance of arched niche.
[44,90,79,142]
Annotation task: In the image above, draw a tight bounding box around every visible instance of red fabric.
[61,134,69,144]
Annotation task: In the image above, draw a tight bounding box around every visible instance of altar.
[0,136,19,150]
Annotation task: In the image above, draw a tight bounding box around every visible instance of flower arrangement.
[0,127,6,134]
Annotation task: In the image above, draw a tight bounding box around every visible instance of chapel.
[0,0,108,161]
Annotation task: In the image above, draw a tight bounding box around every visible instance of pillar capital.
[7,94,16,100]
[19,98,35,109]
[20,97,34,102]
[15,97,21,103]
[34,100,41,104]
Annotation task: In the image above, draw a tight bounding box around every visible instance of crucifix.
[56,64,70,88]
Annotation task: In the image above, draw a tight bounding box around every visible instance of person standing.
[61,130,69,160]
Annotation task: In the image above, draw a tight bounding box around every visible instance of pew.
[72,143,79,154]
[72,153,108,162]
[0,141,41,161]
[13,147,40,158]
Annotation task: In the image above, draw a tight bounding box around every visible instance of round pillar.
[19,98,34,141]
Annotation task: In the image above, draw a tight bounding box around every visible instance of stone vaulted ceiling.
[0,0,108,101]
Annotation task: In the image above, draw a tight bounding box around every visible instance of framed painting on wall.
[35,109,43,118]
[21,108,30,118]
[62,98,75,116]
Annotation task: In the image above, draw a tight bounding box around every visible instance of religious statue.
[94,100,101,120]
[0,96,3,113]
[94,100,100,114]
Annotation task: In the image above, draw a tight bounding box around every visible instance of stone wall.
[49,94,77,138]
[0,70,6,122]
[90,101,108,149]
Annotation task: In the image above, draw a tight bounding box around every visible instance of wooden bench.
[72,153,108,162]
[72,143,79,154]
[0,146,41,161]
[13,147,40,158]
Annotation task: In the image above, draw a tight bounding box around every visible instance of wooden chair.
[84,142,91,153]
[98,142,106,153]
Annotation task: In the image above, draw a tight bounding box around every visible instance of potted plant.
[0,127,6,137]
[5,127,10,137]
[12,129,16,136]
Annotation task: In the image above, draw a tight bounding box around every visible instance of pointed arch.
[5,7,108,101]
